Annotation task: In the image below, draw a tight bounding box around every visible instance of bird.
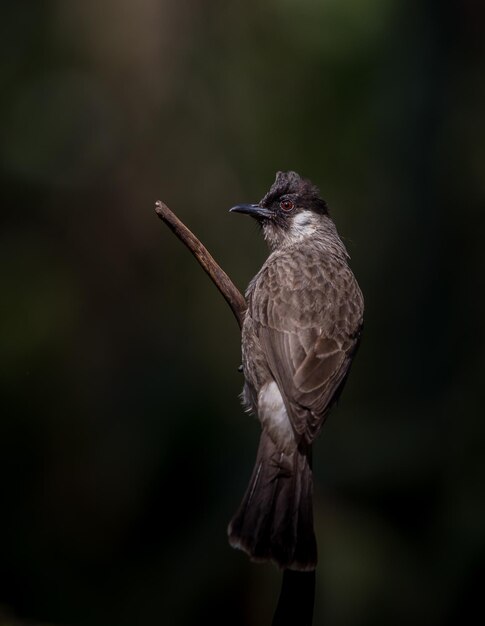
[227,171,364,571]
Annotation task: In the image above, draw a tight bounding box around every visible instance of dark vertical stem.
[272,570,316,626]
[154,201,315,625]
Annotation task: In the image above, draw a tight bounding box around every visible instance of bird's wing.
[250,252,363,444]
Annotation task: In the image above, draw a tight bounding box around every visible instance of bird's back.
[244,238,363,442]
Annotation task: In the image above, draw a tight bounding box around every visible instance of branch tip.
[154,198,247,329]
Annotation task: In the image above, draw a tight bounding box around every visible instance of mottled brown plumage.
[228,172,364,570]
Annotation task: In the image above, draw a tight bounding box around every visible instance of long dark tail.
[228,430,317,570]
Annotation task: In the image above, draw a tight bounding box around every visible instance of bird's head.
[230,171,328,249]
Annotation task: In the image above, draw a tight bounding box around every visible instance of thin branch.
[154,200,247,329]
[154,199,315,625]
[272,570,316,626]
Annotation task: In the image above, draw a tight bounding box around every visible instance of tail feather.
[228,430,317,570]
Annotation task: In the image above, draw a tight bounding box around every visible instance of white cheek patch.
[258,381,295,451]
[290,210,318,239]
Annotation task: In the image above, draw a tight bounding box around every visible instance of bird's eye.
[280,199,294,211]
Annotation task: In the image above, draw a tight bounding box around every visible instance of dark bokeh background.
[1,1,484,625]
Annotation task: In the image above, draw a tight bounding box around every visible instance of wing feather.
[250,251,363,444]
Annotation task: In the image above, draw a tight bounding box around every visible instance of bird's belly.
[241,314,272,406]
[258,381,295,453]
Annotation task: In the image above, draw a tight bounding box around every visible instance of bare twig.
[154,199,315,625]
[272,570,316,626]
[155,200,247,329]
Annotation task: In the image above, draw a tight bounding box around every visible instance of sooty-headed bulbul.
[228,171,364,571]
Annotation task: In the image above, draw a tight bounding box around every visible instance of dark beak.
[229,204,272,219]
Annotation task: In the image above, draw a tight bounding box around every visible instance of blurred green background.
[1,1,484,624]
